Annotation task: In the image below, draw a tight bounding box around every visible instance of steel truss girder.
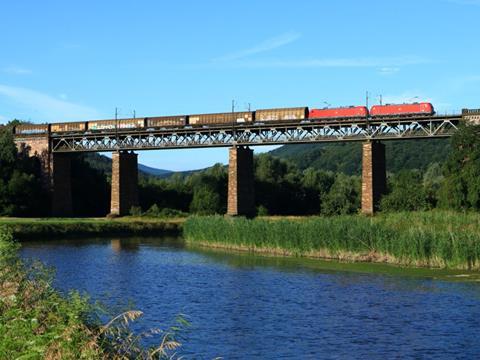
[49,117,461,153]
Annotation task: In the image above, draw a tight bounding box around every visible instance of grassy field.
[183,211,480,270]
[0,217,184,239]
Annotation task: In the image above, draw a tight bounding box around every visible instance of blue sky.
[1,0,479,170]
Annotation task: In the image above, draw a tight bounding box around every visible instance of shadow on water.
[22,236,480,283]
[187,244,480,283]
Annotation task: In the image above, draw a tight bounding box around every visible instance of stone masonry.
[361,141,386,215]
[227,146,255,217]
[110,151,139,216]
[15,136,73,216]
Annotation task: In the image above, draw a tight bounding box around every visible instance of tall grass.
[0,227,188,359]
[0,217,183,239]
[184,211,480,269]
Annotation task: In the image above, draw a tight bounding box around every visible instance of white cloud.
[216,55,430,69]
[3,66,32,75]
[213,31,301,62]
[0,84,100,122]
[378,67,400,75]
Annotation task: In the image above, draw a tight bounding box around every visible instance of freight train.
[14,102,435,135]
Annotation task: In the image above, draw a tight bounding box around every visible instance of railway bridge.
[13,111,476,217]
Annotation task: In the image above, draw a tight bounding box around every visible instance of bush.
[380,170,428,212]
[321,174,360,215]
[129,206,143,216]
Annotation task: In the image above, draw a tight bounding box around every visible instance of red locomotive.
[370,102,434,117]
[309,106,368,120]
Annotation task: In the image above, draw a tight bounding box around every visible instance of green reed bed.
[183,212,480,269]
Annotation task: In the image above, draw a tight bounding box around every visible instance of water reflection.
[20,237,480,359]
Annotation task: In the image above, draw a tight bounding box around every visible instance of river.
[20,237,480,359]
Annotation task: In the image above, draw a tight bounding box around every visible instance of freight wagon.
[50,122,87,133]
[14,124,49,135]
[146,115,187,128]
[188,111,254,126]
[370,103,434,117]
[309,106,368,120]
[87,118,144,131]
[256,107,308,122]
[462,108,480,125]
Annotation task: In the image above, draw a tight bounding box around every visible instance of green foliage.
[381,170,428,212]
[256,205,269,216]
[438,124,480,210]
[184,212,480,269]
[190,186,222,215]
[321,174,360,215]
[0,127,46,216]
[271,138,451,175]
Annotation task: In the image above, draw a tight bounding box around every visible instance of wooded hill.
[270,138,450,174]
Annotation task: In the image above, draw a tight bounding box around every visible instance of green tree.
[423,162,444,207]
[321,174,360,215]
[380,170,428,211]
[438,124,480,210]
[189,186,221,214]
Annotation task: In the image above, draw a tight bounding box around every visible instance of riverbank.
[184,211,480,270]
[0,217,184,239]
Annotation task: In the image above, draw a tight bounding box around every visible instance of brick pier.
[361,141,386,215]
[227,146,255,218]
[110,151,139,216]
[15,136,73,216]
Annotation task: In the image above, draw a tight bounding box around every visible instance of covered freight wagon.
[370,103,434,117]
[255,107,308,122]
[50,122,87,133]
[15,124,49,135]
[309,106,368,120]
[188,111,254,126]
[88,118,144,131]
[146,115,187,128]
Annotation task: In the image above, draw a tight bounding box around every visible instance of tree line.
[1,123,479,217]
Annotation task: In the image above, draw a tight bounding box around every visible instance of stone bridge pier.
[227,146,255,218]
[110,151,139,216]
[361,140,386,215]
[15,137,73,216]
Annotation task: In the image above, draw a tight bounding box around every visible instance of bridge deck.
[15,115,462,152]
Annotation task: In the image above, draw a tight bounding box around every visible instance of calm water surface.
[20,237,480,359]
